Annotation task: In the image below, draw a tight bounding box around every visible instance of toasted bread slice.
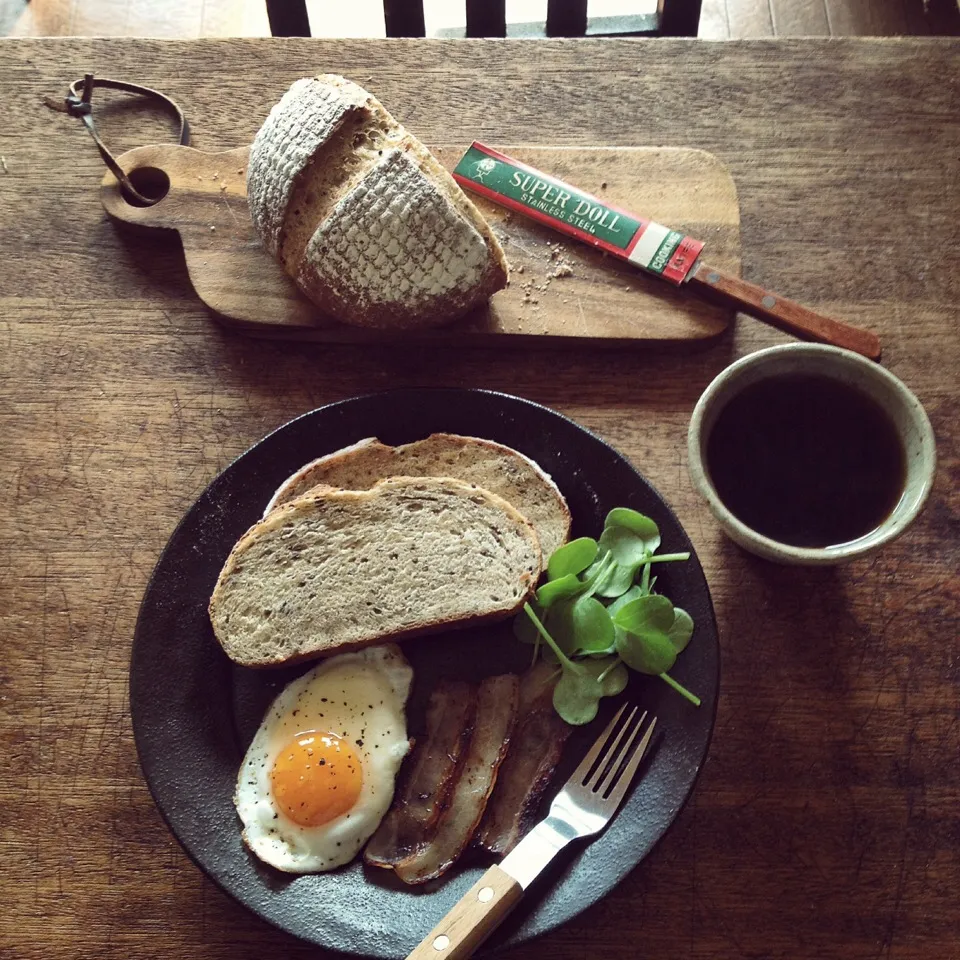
[210,477,542,667]
[265,434,571,559]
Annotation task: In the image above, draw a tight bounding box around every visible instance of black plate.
[131,388,719,958]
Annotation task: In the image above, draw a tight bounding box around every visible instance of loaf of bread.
[247,75,508,330]
[264,434,571,559]
[209,477,542,667]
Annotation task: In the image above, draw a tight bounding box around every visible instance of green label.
[455,145,642,250]
[649,231,684,274]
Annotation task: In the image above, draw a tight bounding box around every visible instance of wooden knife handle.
[687,263,881,360]
[405,864,523,960]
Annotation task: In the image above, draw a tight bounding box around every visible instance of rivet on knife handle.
[688,263,882,361]
[405,864,523,960]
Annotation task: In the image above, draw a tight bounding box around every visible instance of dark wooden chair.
[266,0,703,39]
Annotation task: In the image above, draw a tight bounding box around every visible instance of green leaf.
[582,556,605,581]
[593,557,639,599]
[571,595,615,655]
[545,601,579,657]
[616,629,678,675]
[580,656,629,697]
[607,585,643,617]
[547,537,598,581]
[612,594,676,636]
[552,663,604,725]
[605,508,661,551]
[594,512,661,598]
[667,607,695,653]
[522,602,574,669]
[598,526,651,570]
[536,574,585,608]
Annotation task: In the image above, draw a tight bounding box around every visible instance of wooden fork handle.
[405,864,523,960]
[687,262,882,361]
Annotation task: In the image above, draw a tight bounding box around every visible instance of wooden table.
[2,36,958,960]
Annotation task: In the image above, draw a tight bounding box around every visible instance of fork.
[406,705,658,960]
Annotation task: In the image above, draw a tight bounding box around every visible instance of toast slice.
[264,434,571,559]
[210,477,542,667]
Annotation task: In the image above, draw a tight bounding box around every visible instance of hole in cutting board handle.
[122,167,171,207]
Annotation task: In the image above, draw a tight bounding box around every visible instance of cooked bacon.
[475,662,571,855]
[364,680,476,868]
[393,674,519,885]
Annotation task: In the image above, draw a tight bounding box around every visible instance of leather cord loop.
[66,74,190,205]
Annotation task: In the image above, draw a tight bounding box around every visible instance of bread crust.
[262,433,572,558]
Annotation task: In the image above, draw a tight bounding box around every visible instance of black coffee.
[705,373,906,549]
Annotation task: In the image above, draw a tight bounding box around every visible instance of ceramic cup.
[687,343,937,565]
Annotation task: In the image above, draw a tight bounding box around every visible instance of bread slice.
[264,434,571,559]
[209,477,542,667]
[247,75,507,330]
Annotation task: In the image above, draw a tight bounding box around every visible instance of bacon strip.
[475,663,571,855]
[393,674,519,885]
[364,680,476,868]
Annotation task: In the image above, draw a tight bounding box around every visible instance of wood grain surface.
[100,142,740,343]
[1,36,958,960]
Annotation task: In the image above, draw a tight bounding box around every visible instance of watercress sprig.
[515,507,701,725]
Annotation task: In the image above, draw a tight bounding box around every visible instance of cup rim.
[688,343,937,564]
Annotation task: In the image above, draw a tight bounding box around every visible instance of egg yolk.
[270,732,363,827]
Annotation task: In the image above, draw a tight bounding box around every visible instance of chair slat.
[265,0,311,37]
[383,0,426,37]
[658,0,703,36]
[546,0,588,36]
[466,0,506,37]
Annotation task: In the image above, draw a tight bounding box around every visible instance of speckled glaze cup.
[688,344,936,565]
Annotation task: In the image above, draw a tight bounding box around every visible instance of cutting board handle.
[101,144,251,231]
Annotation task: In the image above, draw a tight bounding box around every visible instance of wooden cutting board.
[100,144,740,344]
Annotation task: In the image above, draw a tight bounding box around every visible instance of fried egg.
[234,643,413,872]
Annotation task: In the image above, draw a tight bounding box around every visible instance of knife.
[454,143,881,361]
[406,705,657,960]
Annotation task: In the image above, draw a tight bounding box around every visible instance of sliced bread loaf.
[264,434,571,559]
[210,476,542,667]
[247,75,507,330]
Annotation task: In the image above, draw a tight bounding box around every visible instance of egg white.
[234,643,413,872]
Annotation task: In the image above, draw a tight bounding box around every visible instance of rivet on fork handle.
[406,864,523,960]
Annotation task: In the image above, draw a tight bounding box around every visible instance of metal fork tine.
[604,715,658,807]
[589,707,643,793]
[594,709,646,796]
[570,702,628,785]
